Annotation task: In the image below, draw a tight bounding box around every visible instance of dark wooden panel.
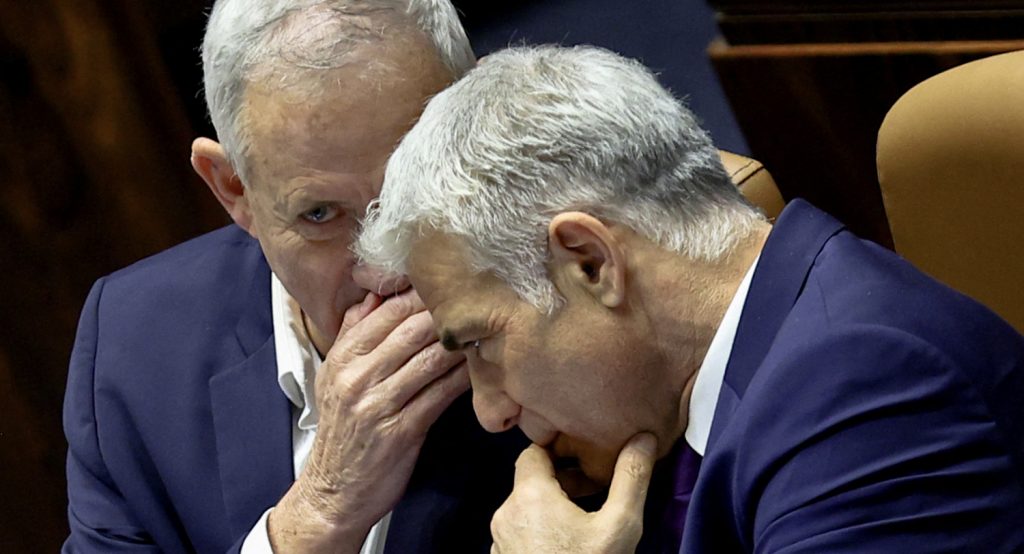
[711,40,1024,248]
[718,10,1024,44]
[707,1,1024,44]
[708,1,1024,13]
[0,1,223,550]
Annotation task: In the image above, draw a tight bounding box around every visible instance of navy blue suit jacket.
[63,225,525,553]
[682,200,1024,552]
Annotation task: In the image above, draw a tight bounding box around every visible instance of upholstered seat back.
[720,150,785,221]
[877,50,1024,332]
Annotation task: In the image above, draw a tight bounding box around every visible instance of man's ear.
[191,137,254,234]
[548,212,626,308]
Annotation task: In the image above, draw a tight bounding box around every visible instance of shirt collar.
[271,272,322,431]
[684,254,760,456]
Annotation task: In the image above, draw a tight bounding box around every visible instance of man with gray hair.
[358,45,1024,552]
[63,1,522,552]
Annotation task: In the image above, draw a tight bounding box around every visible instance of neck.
[635,223,771,450]
[302,310,330,360]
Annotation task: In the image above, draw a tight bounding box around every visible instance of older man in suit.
[356,45,1024,553]
[63,1,525,553]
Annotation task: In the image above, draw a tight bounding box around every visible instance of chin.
[552,435,618,486]
[578,453,617,486]
[519,421,558,447]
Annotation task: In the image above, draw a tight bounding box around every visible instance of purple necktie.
[637,439,702,553]
[663,442,702,550]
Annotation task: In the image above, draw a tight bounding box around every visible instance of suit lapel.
[706,200,844,452]
[383,394,473,553]
[209,241,294,537]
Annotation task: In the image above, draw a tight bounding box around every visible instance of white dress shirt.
[241,273,390,553]
[684,255,760,455]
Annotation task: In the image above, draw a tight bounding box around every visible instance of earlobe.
[548,212,626,308]
[191,137,254,234]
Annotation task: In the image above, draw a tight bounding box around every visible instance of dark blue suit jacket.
[63,225,525,553]
[682,200,1024,553]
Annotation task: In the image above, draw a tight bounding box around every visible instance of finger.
[337,292,382,340]
[367,311,448,380]
[380,342,465,409]
[513,444,563,493]
[604,432,657,515]
[401,362,471,435]
[330,289,427,357]
[374,272,411,297]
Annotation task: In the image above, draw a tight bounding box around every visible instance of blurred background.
[2,0,1022,550]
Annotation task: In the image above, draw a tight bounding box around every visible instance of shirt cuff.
[240,508,275,554]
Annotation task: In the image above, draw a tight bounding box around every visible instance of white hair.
[357,45,765,312]
[201,0,474,183]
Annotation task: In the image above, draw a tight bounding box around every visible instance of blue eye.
[301,205,340,224]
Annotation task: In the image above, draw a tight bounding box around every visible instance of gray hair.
[357,45,765,312]
[201,0,474,184]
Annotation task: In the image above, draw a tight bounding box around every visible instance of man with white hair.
[358,45,1024,552]
[63,1,523,552]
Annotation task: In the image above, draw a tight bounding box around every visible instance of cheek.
[543,329,648,441]
[263,234,360,313]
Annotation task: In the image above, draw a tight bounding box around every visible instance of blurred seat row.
[722,50,1024,333]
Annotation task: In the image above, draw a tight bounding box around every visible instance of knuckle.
[378,412,404,436]
[333,333,376,358]
[411,344,455,375]
[391,312,437,345]
[520,484,546,504]
[354,389,384,414]
[623,456,647,480]
[340,301,364,328]
[490,505,508,534]
[378,291,423,319]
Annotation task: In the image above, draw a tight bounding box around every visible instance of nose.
[470,379,521,433]
[351,263,410,297]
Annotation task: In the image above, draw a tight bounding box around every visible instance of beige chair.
[720,150,785,221]
[877,50,1024,332]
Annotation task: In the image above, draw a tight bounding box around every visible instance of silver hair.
[201,0,474,184]
[357,45,766,312]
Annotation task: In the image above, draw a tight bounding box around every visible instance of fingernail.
[633,432,657,456]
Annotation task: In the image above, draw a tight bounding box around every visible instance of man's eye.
[301,205,340,224]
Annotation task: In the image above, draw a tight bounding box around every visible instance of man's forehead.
[409,232,468,286]
[409,232,474,276]
[239,44,452,188]
[407,233,489,304]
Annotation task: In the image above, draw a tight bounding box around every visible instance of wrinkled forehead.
[239,37,453,187]
[256,3,406,61]
[406,231,507,312]
[407,232,478,298]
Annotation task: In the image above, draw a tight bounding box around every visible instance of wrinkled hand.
[491,433,658,554]
[270,290,469,553]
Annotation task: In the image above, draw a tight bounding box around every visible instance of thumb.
[604,432,657,516]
